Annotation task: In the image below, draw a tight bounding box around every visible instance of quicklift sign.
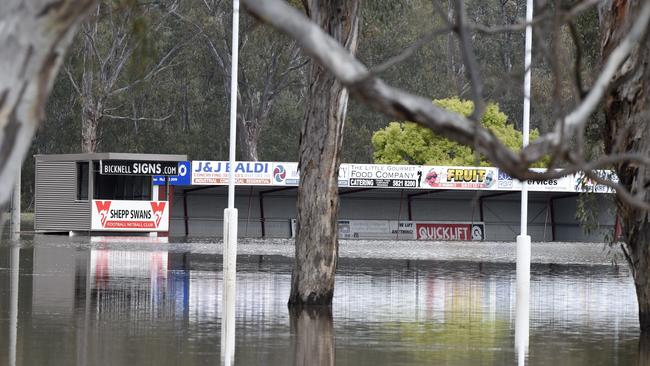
[100,160,180,176]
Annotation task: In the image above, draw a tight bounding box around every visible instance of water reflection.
[639,334,650,366]
[9,246,19,366]
[290,306,334,366]
[0,241,643,365]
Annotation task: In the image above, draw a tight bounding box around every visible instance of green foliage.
[372,98,545,167]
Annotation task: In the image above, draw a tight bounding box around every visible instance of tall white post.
[516,0,533,363]
[10,166,20,237]
[222,0,239,365]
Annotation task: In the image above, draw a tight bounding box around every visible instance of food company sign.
[100,160,180,176]
[347,164,422,188]
[91,200,169,231]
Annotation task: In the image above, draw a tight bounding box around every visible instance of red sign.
[415,223,484,241]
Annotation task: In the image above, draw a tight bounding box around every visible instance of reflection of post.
[290,306,335,366]
[515,277,529,366]
[221,207,238,366]
[9,246,19,366]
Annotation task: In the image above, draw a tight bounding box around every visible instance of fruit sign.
[91,200,169,231]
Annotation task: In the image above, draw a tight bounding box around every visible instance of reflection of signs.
[95,200,112,226]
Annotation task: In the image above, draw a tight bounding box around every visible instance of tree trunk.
[445,0,462,95]
[0,0,94,206]
[289,0,360,306]
[601,0,650,332]
[81,109,99,153]
[237,118,260,161]
[289,306,334,366]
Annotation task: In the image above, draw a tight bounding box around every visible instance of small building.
[35,153,186,235]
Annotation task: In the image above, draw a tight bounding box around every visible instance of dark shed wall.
[35,160,90,232]
[169,188,615,241]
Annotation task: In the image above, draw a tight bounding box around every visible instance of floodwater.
[0,235,643,365]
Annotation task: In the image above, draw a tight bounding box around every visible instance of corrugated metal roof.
[35,152,187,162]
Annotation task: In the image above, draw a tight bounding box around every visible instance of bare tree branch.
[467,0,601,35]
[371,27,450,74]
[103,112,174,122]
[241,0,650,209]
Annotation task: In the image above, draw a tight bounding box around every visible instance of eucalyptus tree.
[241,0,650,325]
[173,0,307,161]
[601,0,650,331]
[65,1,181,152]
[288,0,360,306]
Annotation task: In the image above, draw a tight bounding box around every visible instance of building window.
[77,162,89,201]
[93,166,152,201]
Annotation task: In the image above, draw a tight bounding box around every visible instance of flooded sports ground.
[0,235,641,365]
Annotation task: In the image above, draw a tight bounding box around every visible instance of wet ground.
[0,235,641,365]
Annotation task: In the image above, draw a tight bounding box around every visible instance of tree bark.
[601,0,650,332]
[288,0,360,306]
[81,108,100,153]
[237,117,260,161]
[0,0,94,205]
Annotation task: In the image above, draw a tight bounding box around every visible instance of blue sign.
[153,161,191,186]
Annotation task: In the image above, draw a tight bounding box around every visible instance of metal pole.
[222,0,239,365]
[10,165,20,237]
[516,0,533,364]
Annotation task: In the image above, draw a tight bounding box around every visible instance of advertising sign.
[497,169,514,189]
[347,164,423,188]
[191,161,272,185]
[421,166,497,190]
[100,160,180,176]
[182,160,618,194]
[153,161,191,186]
[415,222,484,241]
[338,220,414,239]
[91,200,169,231]
[506,168,579,192]
[272,162,300,186]
[573,170,618,193]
